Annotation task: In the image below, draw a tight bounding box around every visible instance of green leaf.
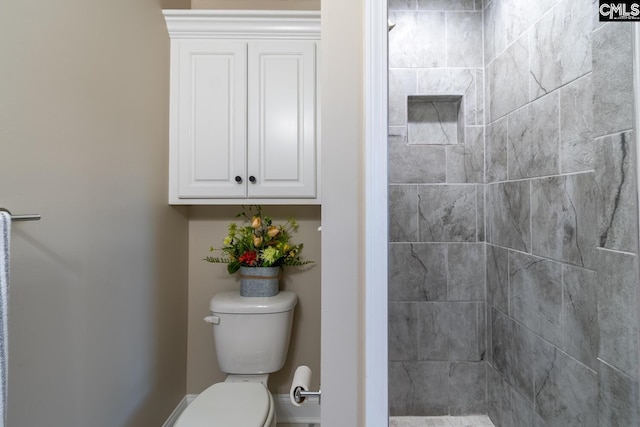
[203,256,231,263]
[227,261,241,274]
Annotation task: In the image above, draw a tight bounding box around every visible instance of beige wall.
[187,206,321,395]
[192,0,319,10]
[163,0,191,8]
[0,1,189,426]
[320,0,366,425]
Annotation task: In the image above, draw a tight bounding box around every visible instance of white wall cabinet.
[164,11,321,204]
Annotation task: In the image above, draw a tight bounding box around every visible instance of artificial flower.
[267,226,280,237]
[204,205,312,274]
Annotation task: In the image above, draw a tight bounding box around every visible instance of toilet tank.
[209,291,297,374]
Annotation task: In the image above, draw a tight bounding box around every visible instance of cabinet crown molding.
[163,10,321,40]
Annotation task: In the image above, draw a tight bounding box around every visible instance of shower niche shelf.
[407,95,464,145]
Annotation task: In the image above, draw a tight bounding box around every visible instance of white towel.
[0,212,9,427]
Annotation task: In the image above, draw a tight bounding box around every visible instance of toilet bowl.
[174,382,275,427]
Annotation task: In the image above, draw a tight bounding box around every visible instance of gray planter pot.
[239,266,280,297]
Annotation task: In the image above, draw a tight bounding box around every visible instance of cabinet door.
[176,40,247,199]
[247,41,317,198]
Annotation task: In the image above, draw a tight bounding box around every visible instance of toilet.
[174,290,298,427]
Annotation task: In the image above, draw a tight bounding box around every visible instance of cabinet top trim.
[163,10,321,40]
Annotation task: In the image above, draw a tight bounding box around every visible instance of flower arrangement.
[205,205,312,274]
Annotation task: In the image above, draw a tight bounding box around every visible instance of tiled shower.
[388,0,640,425]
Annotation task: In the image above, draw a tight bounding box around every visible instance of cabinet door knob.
[249,176,256,184]
[235,176,242,183]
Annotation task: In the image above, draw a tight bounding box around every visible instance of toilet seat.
[174,382,274,427]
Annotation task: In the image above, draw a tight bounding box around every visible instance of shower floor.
[390,415,495,427]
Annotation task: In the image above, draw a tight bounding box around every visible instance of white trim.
[162,394,320,427]
[634,24,640,303]
[161,395,192,427]
[634,25,640,222]
[273,394,321,424]
[163,10,321,40]
[364,0,389,426]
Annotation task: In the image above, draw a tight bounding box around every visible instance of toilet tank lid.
[210,291,297,314]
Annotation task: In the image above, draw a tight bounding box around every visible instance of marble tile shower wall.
[483,0,640,426]
[388,0,487,417]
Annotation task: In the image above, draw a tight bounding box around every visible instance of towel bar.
[0,208,41,221]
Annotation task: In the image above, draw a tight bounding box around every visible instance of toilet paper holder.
[290,365,320,406]
[293,387,321,404]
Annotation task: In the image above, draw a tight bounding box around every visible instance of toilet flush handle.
[204,315,220,325]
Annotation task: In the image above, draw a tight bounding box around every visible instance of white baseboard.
[162,395,194,427]
[273,393,321,424]
[163,393,320,426]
